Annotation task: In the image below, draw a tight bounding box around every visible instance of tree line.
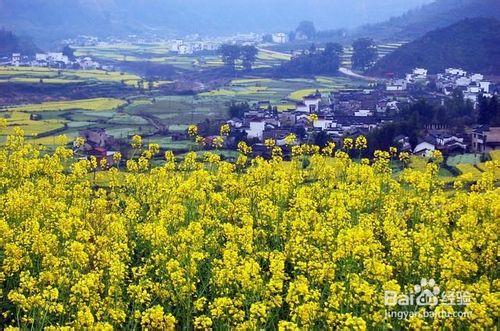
[218,44,258,71]
[276,42,342,76]
[367,92,499,153]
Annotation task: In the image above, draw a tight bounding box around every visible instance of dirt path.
[339,67,382,82]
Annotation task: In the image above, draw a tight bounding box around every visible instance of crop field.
[224,76,366,104]
[446,153,482,166]
[126,95,229,128]
[0,131,498,329]
[409,155,429,171]
[0,98,144,144]
[1,73,357,148]
[0,111,66,138]
[489,150,500,161]
[455,163,484,180]
[4,98,126,112]
[0,66,141,86]
[73,44,291,70]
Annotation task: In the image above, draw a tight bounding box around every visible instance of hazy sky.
[0,0,438,39]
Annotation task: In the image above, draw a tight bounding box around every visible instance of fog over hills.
[0,0,432,43]
[354,0,500,40]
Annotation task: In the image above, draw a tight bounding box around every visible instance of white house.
[413,141,435,157]
[386,79,407,91]
[314,118,335,130]
[445,68,467,77]
[178,44,191,55]
[467,85,480,94]
[413,68,427,78]
[354,109,373,117]
[169,40,183,52]
[464,92,478,104]
[36,53,48,61]
[48,52,69,64]
[77,57,99,70]
[272,33,287,44]
[245,120,266,140]
[11,53,21,66]
[406,68,428,83]
[470,73,484,82]
[455,76,472,87]
[303,94,322,113]
[479,81,491,93]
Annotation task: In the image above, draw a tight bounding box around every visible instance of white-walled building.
[406,68,428,83]
[303,94,322,113]
[445,68,467,76]
[246,120,266,140]
[272,33,287,44]
[11,53,21,66]
[413,141,435,157]
[386,79,407,91]
[313,118,335,130]
[354,109,373,117]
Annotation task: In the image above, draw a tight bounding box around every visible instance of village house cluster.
[224,67,499,157]
[387,67,493,107]
[5,52,102,70]
[225,86,403,152]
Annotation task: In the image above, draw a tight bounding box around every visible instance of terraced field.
[0,66,141,86]
[73,44,291,71]
[0,111,66,137]
[446,152,500,180]
[0,98,143,145]
[340,42,406,69]
[5,98,126,112]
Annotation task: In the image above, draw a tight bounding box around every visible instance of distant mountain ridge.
[353,0,500,41]
[0,0,431,45]
[368,17,500,76]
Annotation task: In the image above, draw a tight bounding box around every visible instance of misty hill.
[353,0,500,41]
[0,0,430,45]
[367,18,500,76]
[0,29,38,56]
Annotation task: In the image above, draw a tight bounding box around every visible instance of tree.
[219,44,241,70]
[240,46,258,71]
[352,38,378,71]
[276,44,341,76]
[309,43,317,54]
[62,45,75,61]
[296,21,316,39]
[324,43,343,57]
[229,102,251,119]
[314,131,331,148]
[262,34,273,43]
[478,95,500,125]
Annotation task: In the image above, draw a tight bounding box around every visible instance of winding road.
[338,67,382,82]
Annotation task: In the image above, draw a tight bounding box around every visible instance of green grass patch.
[5,98,127,112]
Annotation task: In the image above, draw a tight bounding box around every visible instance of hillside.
[367,17,500,76]
[353,0,500,41]
[0,29,38,56]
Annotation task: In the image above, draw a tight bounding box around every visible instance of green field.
[1,111,66,137]
[4,98,126,112]
[73,44,292,71]
[0,66,141,86]
[0,98,137,143]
